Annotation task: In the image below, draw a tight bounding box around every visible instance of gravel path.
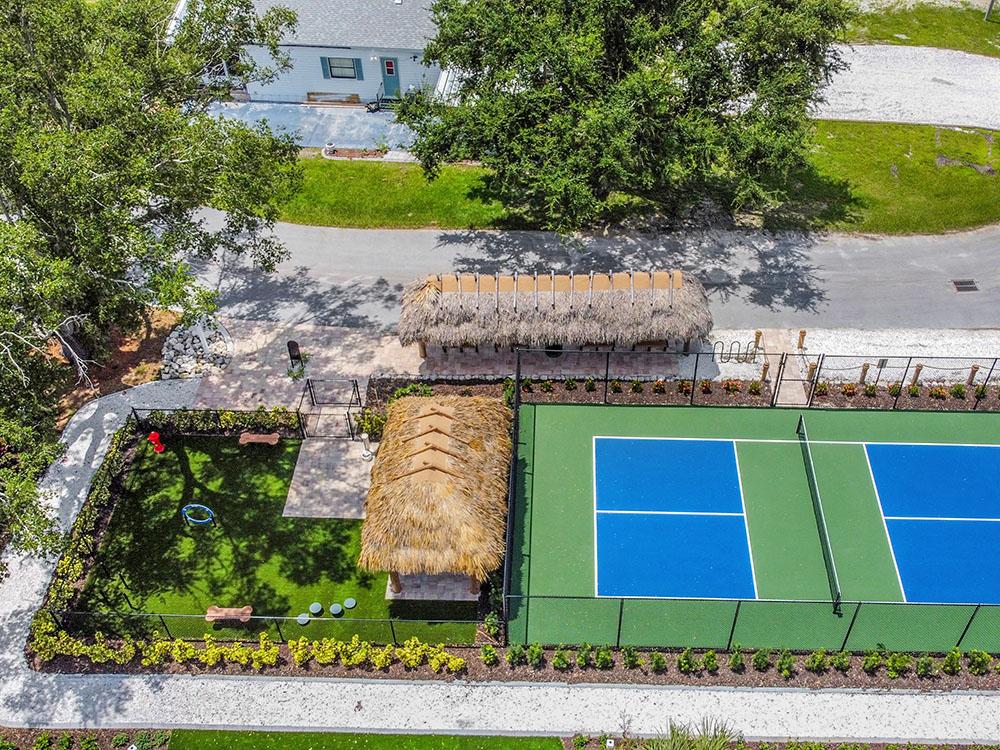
[817,45,1000,130]
[6,369,1000,738]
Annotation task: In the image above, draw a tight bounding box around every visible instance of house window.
[326,57,358,79]
[383,59,395,76]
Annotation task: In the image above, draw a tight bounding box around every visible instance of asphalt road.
[197,215,1000,331]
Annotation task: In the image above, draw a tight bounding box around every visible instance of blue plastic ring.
[181,503,215,526]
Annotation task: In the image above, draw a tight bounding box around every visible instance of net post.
[690,353,699,405]
[839,601,861,652]
[616,598,624,648]
[956,604,982,649]
[974,358,998,411]
[603,351,610,404]
[726,600,741,651]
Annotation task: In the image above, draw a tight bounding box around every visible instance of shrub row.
[816,381,998,400]
[520,377,764,396]
[138,405,300,437]
[32,627,465,674]
[490,643,999,680]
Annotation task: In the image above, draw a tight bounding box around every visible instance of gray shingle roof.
[255,0,436,50]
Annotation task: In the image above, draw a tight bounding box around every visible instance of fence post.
[603,351,611,404]
[807,354,825,407]
[839,602,862,652]
[770,354,787,407]
[616,599,625,648]
[973,358,998,411]
[274,618,285,643]
[956,604,982,649]
[892,358,912,411]
[726,601,741,651]
[690,354,699,405]
[389,619,398,645]
[48,609,62,632]
[158,615,173,640]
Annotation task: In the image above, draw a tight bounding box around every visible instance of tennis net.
[797,414,843,614]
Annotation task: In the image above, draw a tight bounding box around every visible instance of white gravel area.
[818,45,1000,130]
[796,328,1000,383]
[7,372,1000,737]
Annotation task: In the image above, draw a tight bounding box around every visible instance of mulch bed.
[0,728,168,750]
[34,644,1000,692]
[814,387,1000,412]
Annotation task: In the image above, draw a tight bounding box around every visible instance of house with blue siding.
[172,0,442,106]
[244,0,441,105]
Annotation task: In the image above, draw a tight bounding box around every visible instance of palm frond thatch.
[398,270,713,349]
[358,395,512,580]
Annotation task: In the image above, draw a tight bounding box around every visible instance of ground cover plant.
[167,731,560,749]
[72,435,476,643]
[279,122,1000,235]
[848,2,1000,58]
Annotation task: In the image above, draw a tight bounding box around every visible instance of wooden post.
[761,361,770,381]
[968,364,981,387]
[468,575,480,595]
[859,363,870,384]
[806,362,817,382]
[797,330,807,350]
[754,330,763,348]
[910,364,924,386]
[389,571,402,594]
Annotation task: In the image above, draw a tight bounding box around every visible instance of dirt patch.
[53,309,180,429]
[0,728,169,750]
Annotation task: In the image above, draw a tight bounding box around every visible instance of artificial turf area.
[849,3,1000,58]
[510,404,1000,652]
[168,731,560,749]
[77,437,476,643]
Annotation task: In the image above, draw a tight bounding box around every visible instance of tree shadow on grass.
[759,163,864,232]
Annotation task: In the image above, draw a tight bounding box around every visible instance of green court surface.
[508,404,1000,652]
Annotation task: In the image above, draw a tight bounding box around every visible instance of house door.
[380,57,400,98]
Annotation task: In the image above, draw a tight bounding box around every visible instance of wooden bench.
[205,605,253,623]
[238,432,280,446]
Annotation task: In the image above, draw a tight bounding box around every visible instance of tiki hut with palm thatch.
[398,270,713,357]
[359,395,512,596]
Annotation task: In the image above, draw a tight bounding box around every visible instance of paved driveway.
[211,45,1000,150]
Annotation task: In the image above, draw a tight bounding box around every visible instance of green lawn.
[849,3,1000,58]
[77,437,476,643]
[280,122,1000,235]
[765,120,1000,234]
[168,732,561,749]
[280,157,506,228]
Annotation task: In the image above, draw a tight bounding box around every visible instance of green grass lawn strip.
[848,3,1000,58]
[280,122,1000,235]
[168,730,562,749]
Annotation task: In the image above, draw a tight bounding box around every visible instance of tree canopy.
[397,0,855,231]
[0,0,299,559]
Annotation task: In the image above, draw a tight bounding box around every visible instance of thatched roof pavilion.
[359,395,511,595]
[398,270,713,355]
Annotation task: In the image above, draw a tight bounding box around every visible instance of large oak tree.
[398,0,855,230]
[0,0,298,558]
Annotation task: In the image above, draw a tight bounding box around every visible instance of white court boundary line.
[595,434,1000,450]
[592,436,758,600]
[863,444,908,602]
[885,515,1000,523]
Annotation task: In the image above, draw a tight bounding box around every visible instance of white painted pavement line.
[594,435,1000,449]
